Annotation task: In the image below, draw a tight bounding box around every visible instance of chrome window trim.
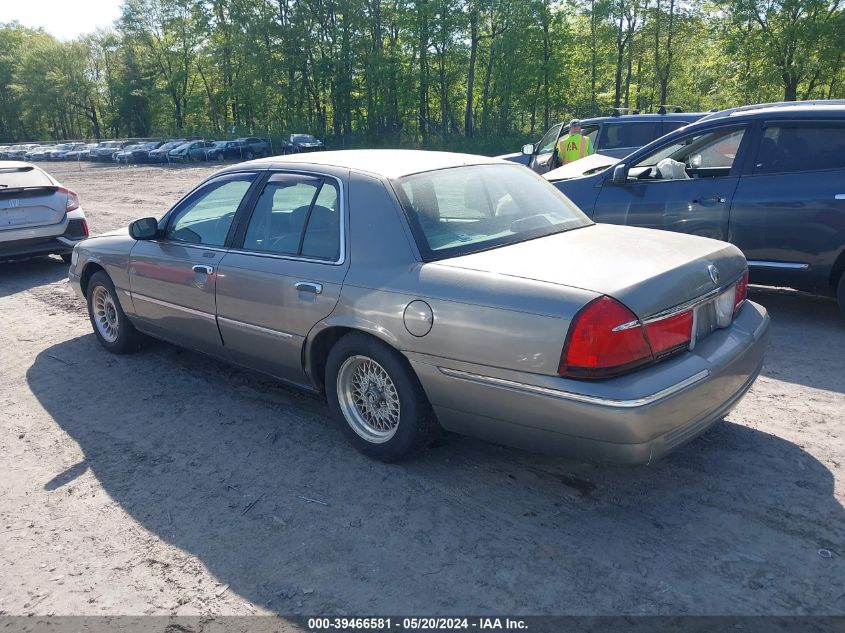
[130,292,216,321]
[217,316,294,339]
[228,169,347,266]
[437,367,711,409]
[747,260,809,270]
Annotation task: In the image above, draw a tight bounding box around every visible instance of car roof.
[554,113,704,128]
[241,149,505,179]
[700,100,845,122]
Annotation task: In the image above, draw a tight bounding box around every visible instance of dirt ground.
[1,161,844,619]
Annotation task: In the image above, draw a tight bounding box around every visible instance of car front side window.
[164,174,255,246]
[629,125,747,181]
[537,124,563,154]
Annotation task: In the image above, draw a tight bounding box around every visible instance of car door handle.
[192,265,214,275]
[693,196,726,205]
[295,281,323,295]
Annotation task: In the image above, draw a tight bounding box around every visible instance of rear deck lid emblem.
[708,264,720,285]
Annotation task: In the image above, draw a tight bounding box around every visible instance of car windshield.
[213,141,228,147]
[292,135,316,143]
[160,142,182,150]
[394,164,591,260]
[54,144,74,151]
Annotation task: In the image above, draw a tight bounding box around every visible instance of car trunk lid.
[435,223,746,319]
[0,165,65,231]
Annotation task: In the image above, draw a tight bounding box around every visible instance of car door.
[590,123,751,241]
[729,119,845,293]
[215,171,349,385]
[128,172,259,354]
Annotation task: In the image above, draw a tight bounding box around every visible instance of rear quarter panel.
[311,171,597,377]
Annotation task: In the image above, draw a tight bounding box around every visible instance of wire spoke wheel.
[337,355,401,443]
[92,285,119,343]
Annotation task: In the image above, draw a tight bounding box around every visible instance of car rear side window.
[598,122,661,150]
[242,173,341,261]
[754,122,845,174]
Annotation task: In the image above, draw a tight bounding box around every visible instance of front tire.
[86,271,142,354]
[325,333,438,462]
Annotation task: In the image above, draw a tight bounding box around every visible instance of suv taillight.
[559,296,693,379]
[58,186,80,212]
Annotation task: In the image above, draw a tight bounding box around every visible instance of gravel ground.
[1,161,844,618]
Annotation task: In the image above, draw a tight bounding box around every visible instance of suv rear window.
[0,165,54,190]
[754,122,845,174]
[598,122,661,150]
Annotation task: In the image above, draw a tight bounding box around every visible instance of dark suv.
[549,100,845,314]
[505,110,705,174]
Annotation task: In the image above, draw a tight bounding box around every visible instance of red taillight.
[58,186,79,212]
[734,269,748,313]
[559,296,653,378]
[645,310,694,359]
[560,296,693,379]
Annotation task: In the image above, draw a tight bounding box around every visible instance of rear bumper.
[408,300,770,463]
[0,212,87,261]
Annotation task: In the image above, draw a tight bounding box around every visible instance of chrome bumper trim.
[437,367,711,409]
[747,260,809,270]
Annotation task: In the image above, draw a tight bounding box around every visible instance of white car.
[1,162,88,263]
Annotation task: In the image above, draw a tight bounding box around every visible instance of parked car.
[147,140,187,163]
[233,137,271,159]
[68,150,768,463]
[547,100,845,315]
[48,143,88,161]
[1,162,88,262]
[283,133,326,154]
[186,140,218,161]
[164,140,211,162]
[24,146,54,161]
[504,111,705,174]
[113,141,162,164]
[90,141,130,162]
[201,140,248,162]
[4,144,37,160]
[65,143,98,161]
[5,144,39,160]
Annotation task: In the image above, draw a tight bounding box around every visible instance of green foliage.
[1,0,843,153]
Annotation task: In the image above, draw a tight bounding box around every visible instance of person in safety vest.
[557,119,593,165]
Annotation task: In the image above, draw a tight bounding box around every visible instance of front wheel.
[325,333,438,461]
[86,271,143,354]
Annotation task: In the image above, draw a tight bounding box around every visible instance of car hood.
[544,153,618,181]
[434,223,746,318]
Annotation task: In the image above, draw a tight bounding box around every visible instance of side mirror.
[612,164,629,184]
[521,143,535,156]
[129,217,159,240]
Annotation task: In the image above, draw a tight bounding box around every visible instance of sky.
[1,0,123,40]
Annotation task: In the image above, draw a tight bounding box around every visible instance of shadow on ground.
[0,257,69,298]
[26,332,845,615]
[750,288,845,393]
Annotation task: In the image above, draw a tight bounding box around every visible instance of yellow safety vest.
[557,133,592,164]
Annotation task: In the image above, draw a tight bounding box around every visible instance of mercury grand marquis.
[68,150,770,463]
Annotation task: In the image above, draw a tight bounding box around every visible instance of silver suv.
[1,162,88,262]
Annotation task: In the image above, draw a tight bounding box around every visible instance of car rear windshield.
[393,164,591,260]
[0,165,54,190]
[293,135,316,143]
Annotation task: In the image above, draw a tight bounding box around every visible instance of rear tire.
[86,271,142,354]
[325,333,439,462]
[837,273,845,317]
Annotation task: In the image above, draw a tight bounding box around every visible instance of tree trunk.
[465,8,478,138]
